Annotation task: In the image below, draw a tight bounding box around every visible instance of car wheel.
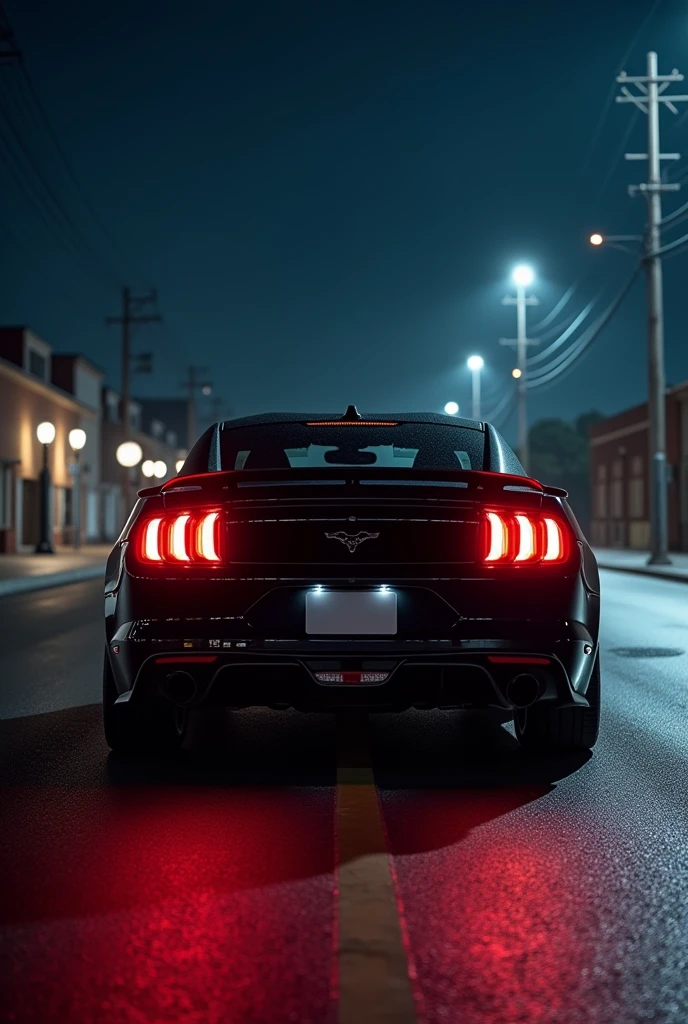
[102,648,187,754]
[514,653,600,753]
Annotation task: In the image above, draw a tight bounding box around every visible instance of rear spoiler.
[138,468,567,502]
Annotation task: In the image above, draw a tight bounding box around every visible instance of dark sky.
[2,0,687,444]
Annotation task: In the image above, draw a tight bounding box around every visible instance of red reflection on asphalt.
[0,786,336,1024]
[381,789,597,1024]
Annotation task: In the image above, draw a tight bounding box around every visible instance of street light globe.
[512,368,522,379]
[512,264,534,287]
[141,460,156,478]
[68,428,86,451]
[202,385,212,396]
[116,441,143,468]
[153,460,167,479]
[444,401,459,416]
[175,459,185,473]
[467,355,484,372]
[36,421,56,445]
[589,233,604,246]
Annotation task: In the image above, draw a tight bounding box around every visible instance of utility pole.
[105,288,161,512]
[616,53,687,565]
[179,366,212,450]
[499,270,539,472]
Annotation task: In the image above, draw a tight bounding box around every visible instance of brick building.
[589,381,688,551]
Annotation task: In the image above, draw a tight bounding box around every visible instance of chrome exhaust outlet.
[163,671,197,706]
[505,673,541,709]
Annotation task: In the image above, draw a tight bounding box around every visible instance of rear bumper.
[108,624,598,713]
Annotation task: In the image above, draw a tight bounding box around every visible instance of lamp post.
[466,355,484,420]
[444,401,459,416]
[35,421,55,554]
[68,428,87,549]
[500,265,538,471]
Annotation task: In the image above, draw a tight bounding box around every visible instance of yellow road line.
[336,711,419,1024]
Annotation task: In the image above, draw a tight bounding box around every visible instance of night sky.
[2,0,687,444]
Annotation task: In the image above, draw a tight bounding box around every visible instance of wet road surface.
[1,571,687,1023]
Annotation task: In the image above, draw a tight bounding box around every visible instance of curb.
[0,566,104,599]
[597,562,688,584]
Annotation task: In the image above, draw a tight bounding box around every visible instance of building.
[0,325,189,551]
[589,382,688,551]
[0,327,101,552]
[101,389,185,539]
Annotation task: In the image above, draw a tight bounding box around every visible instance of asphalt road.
[1,571,687,1023]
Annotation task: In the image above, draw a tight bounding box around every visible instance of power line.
[573,0,665,192]
[527,266,641,389]
[528,284,578,333]
[528,300,597,365]
[0,92,123,287]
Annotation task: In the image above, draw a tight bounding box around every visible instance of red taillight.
[483,512,568,565]
[136,511,224,564]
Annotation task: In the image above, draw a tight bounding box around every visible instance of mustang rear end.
[103,411,601,755]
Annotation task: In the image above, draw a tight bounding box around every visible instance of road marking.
[335,712,419,1024]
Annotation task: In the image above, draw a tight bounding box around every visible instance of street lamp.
[153,460,167,479]
[68,428,86,550]
[501,265,539,471]
[466,355,484,419]
[175,459,185,473]
[444,401,459,416]
[116,441,143,469]
[589,232,643,254]
[512,368,522,379]
[511,264,534,288]
[141,460,156,478]
[35,421,56,554]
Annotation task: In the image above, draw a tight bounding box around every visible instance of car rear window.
[216,423,485,472]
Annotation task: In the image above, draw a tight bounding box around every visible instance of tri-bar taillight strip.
[139,511,222,563]
[484,511,566,564]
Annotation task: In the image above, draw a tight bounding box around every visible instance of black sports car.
[103,407,601,754]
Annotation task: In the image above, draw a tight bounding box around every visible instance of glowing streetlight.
[466,355,484,419]
[35,421,55,554]
[511,264,534,288]
[141,460,156,478]
[36,421,56,446]
[175,459,185,473]
[116,441,143,468]
[589,233,604,246]
[444,401,459,416]
[68,428,86,451]
[512,368,522,379]
[68,429,87,550]
[153,460,167,479]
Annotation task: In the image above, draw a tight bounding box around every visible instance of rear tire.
[103,649,187,754]
[514,653,600,753]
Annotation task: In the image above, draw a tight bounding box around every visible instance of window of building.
[28,348,47,381]
[629,455,644,519]
[612,459,623,480]
[595,482,607,518]
[166,431,177,447]
[0,463,12,528]
[151,420,164,438]
[129,407,141,431]
[597,463,607,483]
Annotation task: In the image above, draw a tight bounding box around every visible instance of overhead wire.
[526,265,642,390]
[528,299,597,366]
[528,284,578,333]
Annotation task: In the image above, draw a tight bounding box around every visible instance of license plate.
[305,590,397,635]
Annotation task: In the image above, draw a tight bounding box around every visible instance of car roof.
[219,411,485,431]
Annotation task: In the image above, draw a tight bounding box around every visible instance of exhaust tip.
[506,673,541,709]
[163,670,197,705]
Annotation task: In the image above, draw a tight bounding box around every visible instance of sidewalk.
[594,547,688,583]
[0,545,110,598]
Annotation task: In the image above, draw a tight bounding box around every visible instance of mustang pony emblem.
[325,530,380,553]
